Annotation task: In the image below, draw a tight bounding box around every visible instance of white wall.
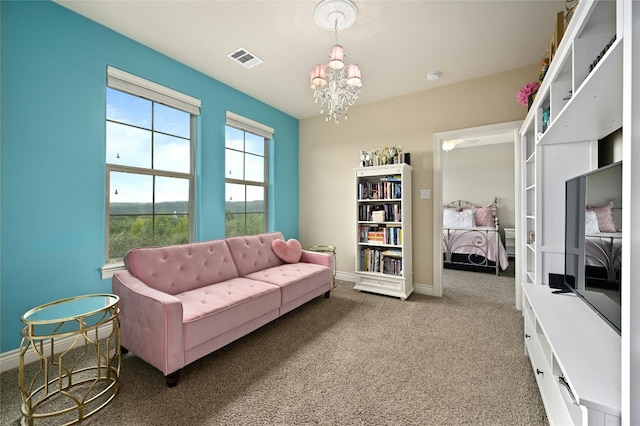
[443,142,516,230]
[299,64,537,291]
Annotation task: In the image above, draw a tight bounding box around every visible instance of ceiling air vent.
[227,47,263,69]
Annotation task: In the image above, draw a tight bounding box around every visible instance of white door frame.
[433,121,522,304]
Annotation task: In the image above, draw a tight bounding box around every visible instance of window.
[105,67,200,263]
[224,112,273,237]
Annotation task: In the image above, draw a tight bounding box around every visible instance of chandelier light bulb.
[346,64,361,87]
[309,64,327,89]
[328,45,345,70]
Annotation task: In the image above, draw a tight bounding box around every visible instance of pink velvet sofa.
[111,232,333,386]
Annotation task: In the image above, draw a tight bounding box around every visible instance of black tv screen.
[564,161,622,334]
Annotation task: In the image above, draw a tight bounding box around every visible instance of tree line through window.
[224,125,268,237]
[105,87,194,260]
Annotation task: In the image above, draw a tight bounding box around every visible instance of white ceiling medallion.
[314,0,358,31]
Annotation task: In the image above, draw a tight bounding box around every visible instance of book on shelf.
[372,210,386,222]
[385,204,401,222]
[358,178,402,200]
[367,231,384,243]
[382,257,402,276]
[358,204,401,222]
[361,247,380,273]
[381,249,402,258]
[359,226,367,242]
[394,183,402,199]
[360,247,403,276]
[385,226,402,245]
[359,225,403,245]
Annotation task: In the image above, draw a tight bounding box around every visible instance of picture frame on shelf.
[549,11,565,63]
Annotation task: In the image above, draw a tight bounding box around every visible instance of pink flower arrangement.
[517,81,541,106]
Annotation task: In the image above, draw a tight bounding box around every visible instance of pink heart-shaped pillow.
[272,238,302,263]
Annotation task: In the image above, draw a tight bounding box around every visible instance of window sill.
[101,261,125,280]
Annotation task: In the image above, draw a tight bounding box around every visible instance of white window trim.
[226,111,274,139]
[100,261,125,280]
[107,66,201,115]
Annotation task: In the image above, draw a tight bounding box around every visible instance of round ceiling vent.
[427,71,441,81]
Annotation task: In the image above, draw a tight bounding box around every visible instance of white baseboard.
[413,283,436,296]
[336,271,436,296]
[0,323,114,374]
[336,271,355,282]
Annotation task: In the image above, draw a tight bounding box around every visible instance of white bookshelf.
[354,164,412,300]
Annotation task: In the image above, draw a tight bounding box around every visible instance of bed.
[584,201,622,286]
[442,198,509,275]
[585,232,622,282]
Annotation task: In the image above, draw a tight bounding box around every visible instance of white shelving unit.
[354,164,412,300]
[522,283,620,425]
[520,0,622,289]
[504,228,516,259]
[518,1,627,424]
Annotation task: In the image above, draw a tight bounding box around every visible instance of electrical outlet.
[420,189,431,199]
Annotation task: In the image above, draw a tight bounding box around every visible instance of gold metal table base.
[309,245,337,288]
[19,294,120,425]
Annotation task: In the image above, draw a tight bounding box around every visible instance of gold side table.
[309,245,337,288]
[19,294,121,425]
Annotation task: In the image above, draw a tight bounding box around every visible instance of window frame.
[102,67,200,278]
[224,116,271,238]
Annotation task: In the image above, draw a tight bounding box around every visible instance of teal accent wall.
[0,1,300,352]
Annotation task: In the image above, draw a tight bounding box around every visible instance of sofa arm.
[300,250,333,270]
[112,271,184,376]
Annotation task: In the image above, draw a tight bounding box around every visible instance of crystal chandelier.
[310,0,362,124]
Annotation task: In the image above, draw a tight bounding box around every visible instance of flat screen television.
[564,161,622,334]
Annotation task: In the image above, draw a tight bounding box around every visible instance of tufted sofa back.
[225,232,285,277]
[124,239,240,295]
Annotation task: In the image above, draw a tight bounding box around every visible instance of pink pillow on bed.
[474,203,496,227]
[587,201,617,232]
[272,238,302,263]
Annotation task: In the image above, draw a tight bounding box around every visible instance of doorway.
[433,121,522,305]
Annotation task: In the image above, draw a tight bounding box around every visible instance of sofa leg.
[325,290,331,298]
[166,371,180,387]
[120,346,129,354]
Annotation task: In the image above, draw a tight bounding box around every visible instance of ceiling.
[452,132,515,149]
[55,0,564,121]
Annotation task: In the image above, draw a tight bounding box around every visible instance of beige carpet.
[1,269,546,425]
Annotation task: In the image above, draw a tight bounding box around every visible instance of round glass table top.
[21,294,119,324]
